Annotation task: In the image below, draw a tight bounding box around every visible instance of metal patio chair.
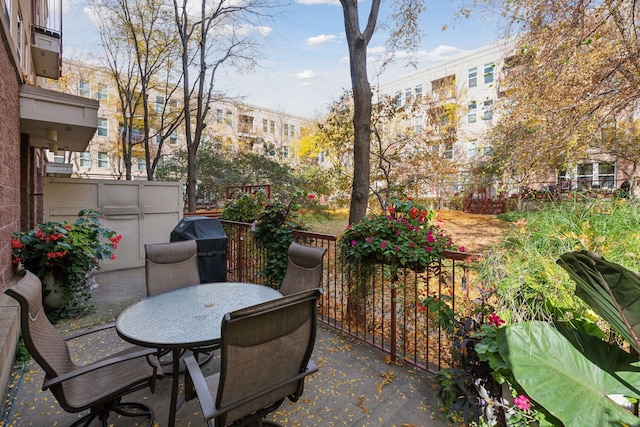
[278,242,327,296]
[144,240,201,297]
[184,288,321,427]
[5,270,159,427]
[145,240,215,368]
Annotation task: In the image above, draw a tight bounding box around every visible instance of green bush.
[479,199,640,324]
[221,190,268,222]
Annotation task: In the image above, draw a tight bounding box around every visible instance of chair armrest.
[42,347,158,390]
[63,322,116,341]
[184,355,218,420]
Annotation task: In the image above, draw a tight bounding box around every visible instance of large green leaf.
[497,321,640,427]
[557,250,640,353]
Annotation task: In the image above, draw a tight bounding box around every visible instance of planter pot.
[42,271,64,308]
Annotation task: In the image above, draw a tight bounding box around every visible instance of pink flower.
[459,246,465,252]
[395,246,400,252]
[514,395,532,411]
[365,237,372,243]
[351,240,357,248]
[487,312,505,327]
[425,246,432,253]
[380,241,387,249]
[427,232,435,243]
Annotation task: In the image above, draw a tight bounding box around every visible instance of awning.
[19,84,99,152]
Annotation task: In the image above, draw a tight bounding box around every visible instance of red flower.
[11,239,23,249]
[307,194,316,199]
[12,257,22,265]
[487,312,505,327]
[110,254,116,260]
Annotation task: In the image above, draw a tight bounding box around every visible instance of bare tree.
[172,0,271,212]
[93,0,183,180]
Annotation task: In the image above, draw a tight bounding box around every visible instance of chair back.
[215,288,321,425]
[145,240,201,296]
[279,242,327,296]
[5,271,76,392]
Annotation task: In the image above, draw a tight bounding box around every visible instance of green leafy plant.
[251,192,309,287]
[11,209,121,319]
[221,189,268,222]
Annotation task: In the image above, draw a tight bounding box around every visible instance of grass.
[477,198,640,323]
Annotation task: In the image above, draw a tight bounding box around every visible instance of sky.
[61,0,504,119]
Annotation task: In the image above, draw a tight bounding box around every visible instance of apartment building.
[379,40,514,186]
[379,39,639,195]
[45,62,309,180]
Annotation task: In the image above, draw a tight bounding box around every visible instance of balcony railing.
[220,220,478,373]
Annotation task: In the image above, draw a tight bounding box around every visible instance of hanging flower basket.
[339,198,461,275]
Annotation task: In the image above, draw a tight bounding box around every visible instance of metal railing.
[220,220,478,373]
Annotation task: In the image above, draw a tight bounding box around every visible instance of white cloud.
[306,34,337,46]
[295,69,321,79]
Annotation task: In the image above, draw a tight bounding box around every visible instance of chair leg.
[70,401,154,427]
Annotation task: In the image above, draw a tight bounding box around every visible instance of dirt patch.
[435,210,511,254]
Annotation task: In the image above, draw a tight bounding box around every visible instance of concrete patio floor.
[1,268,452,427]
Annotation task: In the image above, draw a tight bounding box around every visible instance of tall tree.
[339,0,424,224]
[172,0,270,212]
[93,0,182,180]
[488,0,640,182]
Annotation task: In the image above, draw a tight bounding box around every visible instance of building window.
[79,152,91,167]
[467,140,478,157]
[225,111,232,125]
[468,67,477,88]
[169,99,178,112]
[97,118,108,136]
[98,152,109,168]
[263,119,268,132]
[484,63,494,84]
[395,91,402,107]
[169,130,177,144]
[282,146,290,158]
[317,151,326,164]
[290,124,295,137]
[97,84,108,101]
[79,80,91,97]
[53,152,64,163]
[283,123,289,136]
[483,100,494,120]
[467,101,477,123]
[405,88,412,105]
[414,115,422,134]
[598,162,615,189]
[216,109,223,123]
[443,142,453,159]
[155,96,164,113]
[270,120,275,134]
[415,85,423,100]
[137,158,146,171]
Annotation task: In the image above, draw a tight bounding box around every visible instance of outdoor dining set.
[4,238,328,427]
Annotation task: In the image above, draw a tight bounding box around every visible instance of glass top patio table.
[116,282,283,349]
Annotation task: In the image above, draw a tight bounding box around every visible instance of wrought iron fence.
[220,220,478,373]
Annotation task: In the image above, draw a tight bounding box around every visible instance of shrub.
[221,189,268,222]
[11,209,120,319]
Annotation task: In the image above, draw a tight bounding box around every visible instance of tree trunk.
[340,0,379,225]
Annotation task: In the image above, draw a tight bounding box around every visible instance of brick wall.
[0,33,22,291]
